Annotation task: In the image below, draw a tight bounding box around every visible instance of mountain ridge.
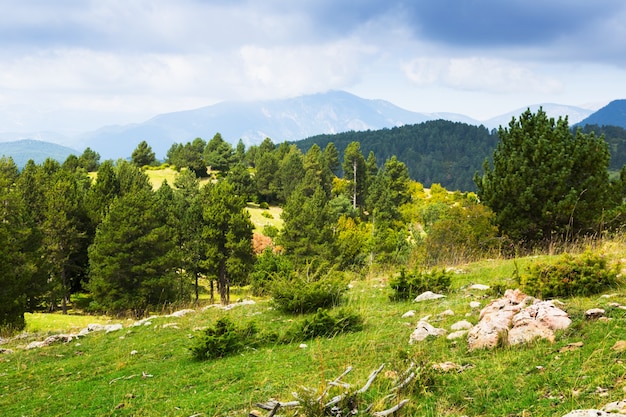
[0,91,622,162]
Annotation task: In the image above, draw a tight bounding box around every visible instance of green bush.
[250,248,293,296]
[190,317,258,360]
[517,251,621,298]
[271,270,349,314]
[259,201,270,209]
[389,268,452,301]
[261,210,274,219]
[297,308,363,340]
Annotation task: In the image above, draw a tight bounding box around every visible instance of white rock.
[104,324,124,333]
[414,291,445,302]
[167,309,195,317]
[585,308,605,319]
[603,399,626,413]
[409,321,446,343]
[439,309,455,317]
[130,350,138,355]
[562,411,626,417]
[450,320,474,331]
[469,284,490,290]
[447,330,468,340]
[469,301,481,309]
[299,344,307,349]
[401,310,416,318]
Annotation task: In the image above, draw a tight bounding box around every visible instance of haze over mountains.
[0,90,623,164]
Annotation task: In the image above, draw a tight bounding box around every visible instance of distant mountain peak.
[577,99,626,128]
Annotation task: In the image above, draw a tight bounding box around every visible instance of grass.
[2,244,626,416]
[246,203,284,231]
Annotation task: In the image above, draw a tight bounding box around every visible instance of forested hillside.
[295,120,499,191]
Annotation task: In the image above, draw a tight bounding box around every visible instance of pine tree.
[475,108,614,242]
[88,189,178,314]
[0,157,34,330]
[131,140,157,167]
[199,180,254,305]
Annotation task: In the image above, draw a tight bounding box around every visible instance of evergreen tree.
[279,185,335,261]
[342,142,367,210]
[41,169,89,313]
[131,140,157,167]
[88,189,178,314]
[173,170,208,304]
[116,160,153,196]
[78,147,100,171]
[166,138,209,177]
[0,157,34,330]
[255,151,279,203]
[276,145,304,202]
[199,180,254,305]
[225,162,255,202]
[204,133,235,173]
[475,108,614,242]
[323,142,340,176]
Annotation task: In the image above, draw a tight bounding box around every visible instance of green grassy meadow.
[2,241,626,416]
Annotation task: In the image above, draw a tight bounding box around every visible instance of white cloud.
[403,57,563,94]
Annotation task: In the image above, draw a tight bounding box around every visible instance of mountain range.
[0,91,624,164]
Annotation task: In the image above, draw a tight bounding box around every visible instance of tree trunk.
[352,158,357,209]
[219,260,229,305]
[61,269,68,315]
[210,280,214,304]
[194,271,199,306]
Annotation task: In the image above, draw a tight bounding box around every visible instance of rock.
[161,323,179,329]
[438,309,455,317]
[414,291,445,302]
[130,350,138,355]
[0,348,14,354]
[450,320,474,331]
[447,330,468,340]
[105,324,124,333]
[131,316,159,327]
[401,310,416,318]
[585,308,605,320]
[299,344,307,349]
[25,334,77,350]
[469,301,481,309]
[409,321,446,343]
[468,289,570,349]
[559,342,584,352]
[603,399,626,413]
[432,361,462,372]
[562,411,626,417]
[611,341,626,352]
[167,309,195,317]
[469,284,490,290]
[508,321,555,345]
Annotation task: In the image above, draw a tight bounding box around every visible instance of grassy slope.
[1,248,626,416]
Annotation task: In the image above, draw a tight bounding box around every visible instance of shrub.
[261,210,274,219]
[190,317,257,360]
[296,308,363,340]
[517,251,621,298]
[271,270,349,314]
[389,268,452,301]
[259,201,270,209]
[250,248,293,296]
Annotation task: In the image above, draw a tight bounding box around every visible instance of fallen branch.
[357,363,385,394]
[373,399,410,417]
[109,374,139,384]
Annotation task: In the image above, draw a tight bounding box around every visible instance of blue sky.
[1,0,625,135]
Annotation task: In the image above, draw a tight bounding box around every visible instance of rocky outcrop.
[467,289,571,350]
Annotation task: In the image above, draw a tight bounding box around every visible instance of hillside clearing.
[2,245,626,416]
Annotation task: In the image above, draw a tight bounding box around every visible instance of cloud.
[403,57,562,94]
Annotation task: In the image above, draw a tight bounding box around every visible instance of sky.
[1,0,625,136]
